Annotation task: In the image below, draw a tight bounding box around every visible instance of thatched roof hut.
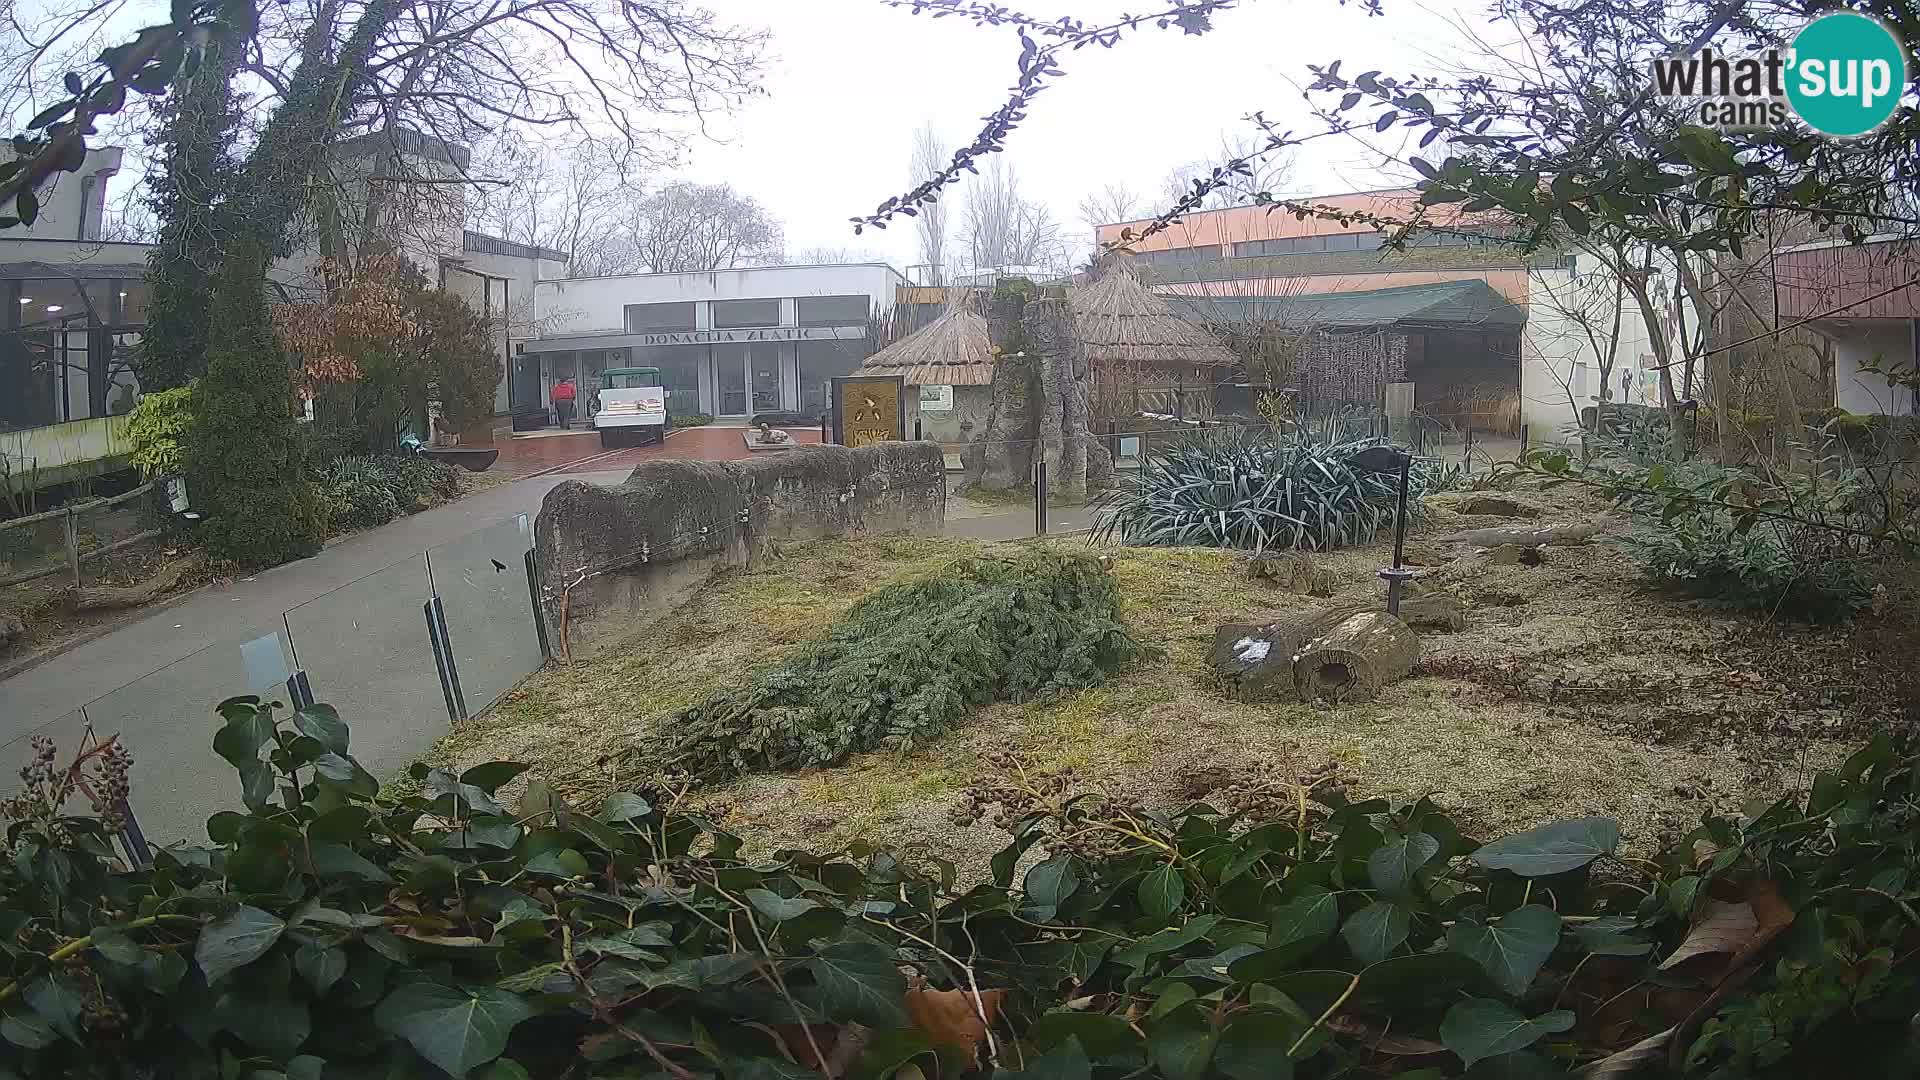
[1070,259,1237,370]
[856,303,994,386]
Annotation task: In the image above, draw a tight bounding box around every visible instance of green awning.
[1170,279,1526,331]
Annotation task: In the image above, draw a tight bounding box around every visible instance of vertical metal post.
[424,596,467,722]
[914,416,923,441]
[116,801,151,869]
[820,414,830,445]
[63,505,80,586]
[1520,423,1529,452]
[1107,419,1118,461]
[1464,426,1475,473]
[285,669,316,711]
[1384,458,1412,616]
[1035,458,1047,536]
[525,550,553,661]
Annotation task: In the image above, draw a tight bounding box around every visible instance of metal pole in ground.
[1035,458,1047,536]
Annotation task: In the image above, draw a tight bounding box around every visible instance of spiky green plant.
[1094,425,1447,552]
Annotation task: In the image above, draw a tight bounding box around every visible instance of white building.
[520,263,907,421]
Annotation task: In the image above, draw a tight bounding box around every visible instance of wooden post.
[63,506,81,586]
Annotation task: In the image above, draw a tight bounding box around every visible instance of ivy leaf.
[806,938,908,1027]
[24,977,81,1043]
[295,943,348,995]
[215,989,311,1057]
[1367,832,1439,895]
[1445,906,1562,996]
[292,705,349,756]
[1148,1009,1219,1080]
[1138,864,1185,919]
[459,761,529,794]
[746,889,822,922]
[196,906,286,985]
[1341,901,1411,965]
[1,1012,56,1050]
[600,792,652,822]
[1024,853,1081,920]
[1014,1035,1093,1080]
[1439,998,1574,1068]
[375,982,536,1078]
[1573,917,1651,957]
[1471,818,1620,876]
[88,925,146,965]
[1268,887,1339,953]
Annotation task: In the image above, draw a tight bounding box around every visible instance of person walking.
[551,376,577,430]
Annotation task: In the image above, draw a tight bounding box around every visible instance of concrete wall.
[534,264,906,337]
[1826,319,1917,415]
[4,148,122,242]
[1,415,132,492]
[533,441,946,657]
[1520,265,1664,436]
[905,385,994,445]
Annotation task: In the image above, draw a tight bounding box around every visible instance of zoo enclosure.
[0,512,550,858]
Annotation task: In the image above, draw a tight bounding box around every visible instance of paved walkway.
[0,446,1048,845]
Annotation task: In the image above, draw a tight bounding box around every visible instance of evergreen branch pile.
[647,549,1149,781]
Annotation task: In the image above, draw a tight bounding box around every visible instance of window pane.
[797,340,862,417]
[714,343,748,414]
[796,295,870,327]
[637,345,703,414]
[713,299,782,328]
[625,302,696,332]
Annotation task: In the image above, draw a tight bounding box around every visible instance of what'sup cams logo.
[1651,12,1910,136]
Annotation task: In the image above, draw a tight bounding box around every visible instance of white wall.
[5,148,121,241]
[534,264,905,336]
[1827,319,1916,415]
[1521,263,1678,435]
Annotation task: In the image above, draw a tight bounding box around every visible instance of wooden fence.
[0,482,165,589]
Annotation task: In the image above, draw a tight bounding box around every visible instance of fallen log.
[1210,605,1367,703]
[1247,552,1336,597]
[1436,522,1601,548]
[67,556,200,613]
[1293,610,1420,703]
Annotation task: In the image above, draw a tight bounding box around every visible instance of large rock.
[1248,552,1335,597]
[0,612,25,648]
[1397,591,1466,632]
[534,442,946,659]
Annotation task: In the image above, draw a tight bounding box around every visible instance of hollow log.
[1437,522,1601,548]
[1292,610,1420,703]
[67,556,200,612]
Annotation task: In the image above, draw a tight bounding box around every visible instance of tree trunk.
[1023,297,1084,503]
[968,285,1036,491]
[1293,610,1421,703]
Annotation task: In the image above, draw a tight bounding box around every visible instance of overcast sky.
[672,0,1486,267]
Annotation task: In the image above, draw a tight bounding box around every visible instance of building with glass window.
[515,264,908,421]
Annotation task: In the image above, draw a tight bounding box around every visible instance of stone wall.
[533,441,946,658]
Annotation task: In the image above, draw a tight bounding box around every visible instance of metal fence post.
[1035,458,1047,536]
[285,669,316,711]
[115,801,151,869]
[424,596,467,722]
[525,550,554,662]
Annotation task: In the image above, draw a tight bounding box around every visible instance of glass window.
[635,345,703,415]
[796,295,870,327]
[625,302,696,333]
[603,369,662,389]
[797,340,864,417]
[712,299,782,328]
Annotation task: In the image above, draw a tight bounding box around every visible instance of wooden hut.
[855,302,994,445]
[1071,258,1238,422]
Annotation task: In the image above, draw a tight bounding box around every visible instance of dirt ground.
[432,483,1906,878]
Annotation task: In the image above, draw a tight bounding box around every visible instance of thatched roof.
[857,304,994,386]
[1071,260,1237,368]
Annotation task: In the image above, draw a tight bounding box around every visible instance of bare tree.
[465,136,638,276]
[1161,135,1296,210]
[622,181,784,272]
[960,157,1067,276]
[909,124,949,285]
[789,246,888,265]
[1077,183,1141,231]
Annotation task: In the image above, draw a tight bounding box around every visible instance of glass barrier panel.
[78,632,294,846]
[282,553,444,785]
[428,515,544,713]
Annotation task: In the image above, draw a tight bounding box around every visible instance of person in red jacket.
[551,377,577,429]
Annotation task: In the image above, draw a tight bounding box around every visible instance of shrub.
[125,386,194,478]
[4,704,1918,1078]
[645,549,1149,780]
[184,259,326,569]
[316,455,462,531]
[1094,426,1448,552]
[671,411,715,428]
[1621,508,1871,620]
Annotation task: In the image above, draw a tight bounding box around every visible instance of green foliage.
[1094,427,1446,552]
[184,248,326,569]
[671,412,715,428]
[1527,432,1880,621]
[125,385,194,478]
[316,455,461,532]
[7,704,1919,1078]
[650,549,1149,781]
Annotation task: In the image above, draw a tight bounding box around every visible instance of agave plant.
[1093,426,1447,552]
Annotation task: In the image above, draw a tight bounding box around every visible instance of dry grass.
[432,485,1889,880]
